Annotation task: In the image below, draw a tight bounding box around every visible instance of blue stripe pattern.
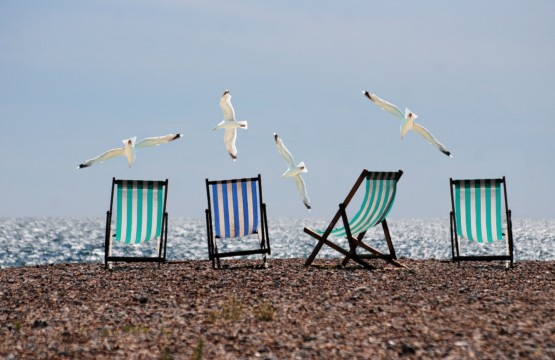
[210,179,260,238]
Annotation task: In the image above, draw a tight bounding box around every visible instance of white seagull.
[212,90,248,161]
[77,133,182,169]
[362,91,452,157]
[274,133,311,210]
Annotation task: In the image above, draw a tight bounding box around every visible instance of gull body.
[213,90,247,161]
[77,133,182,169]
[274,133,311,210]
[363,91,452,157]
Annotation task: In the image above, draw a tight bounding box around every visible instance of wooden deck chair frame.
[205,174,271,269]
[449,177,514,267]
[105,178,169,269]
[304,169,405,270]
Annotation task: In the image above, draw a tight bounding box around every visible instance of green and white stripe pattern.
[319,172,400,238]
[453,179,503,243]
[115,180,165,244]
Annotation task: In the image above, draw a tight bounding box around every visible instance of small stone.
[32,320,47,329]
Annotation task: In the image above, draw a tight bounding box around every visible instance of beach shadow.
[218,263,271,271]
[103,263,161,272]
[454,262,514,271]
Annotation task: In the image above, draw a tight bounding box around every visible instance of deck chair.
[205,174,270,269]
[304,169,405,270]
[450,177,514,267]
[105,178,169,269]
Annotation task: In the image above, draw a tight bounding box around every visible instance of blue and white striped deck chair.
[105,178,169,269]
[304,170,405,269]
[450,177,514,267]
[205,174,270,269]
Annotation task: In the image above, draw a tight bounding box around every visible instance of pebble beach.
[1,258,554,359]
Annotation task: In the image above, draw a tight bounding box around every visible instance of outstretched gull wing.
[362,91,405,120]
[78,147,125,168]
[274,133,295,168]
[294,175,311,210]
[135,133,182,149]
[412,122,452,157]
[220,90,236,121]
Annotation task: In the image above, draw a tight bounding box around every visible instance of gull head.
[404,108,418,120]
[214,120,245,130]
[297,161,308,173]
[122,137,137,147]
[281,162,307,178]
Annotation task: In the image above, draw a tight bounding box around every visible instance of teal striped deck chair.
[105,178,169,269]
[304,170,405,270]
[450,177,514,267]
[205,175,270,269]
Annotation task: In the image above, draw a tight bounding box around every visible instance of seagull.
[362,91,452,157]
[274,133,311,210]
[213,90,248,161]
[77,133,182,169]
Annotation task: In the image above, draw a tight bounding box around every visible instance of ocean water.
[0,217,553,268]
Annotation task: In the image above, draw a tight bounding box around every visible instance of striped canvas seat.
[317,172,401,238]
[105,178,169,268]
[449,177,514,266]
[209,178,260,239]
[115,180,166,244]
[304,170,405,270]
[205,175,270,269]
[452,179,504,243]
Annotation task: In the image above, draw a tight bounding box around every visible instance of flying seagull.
[362,91,452,157]
[213,90,248,161]
[77,133,182,168]
[274,133,311,210]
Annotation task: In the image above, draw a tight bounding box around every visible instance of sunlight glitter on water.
[0,217,553,268]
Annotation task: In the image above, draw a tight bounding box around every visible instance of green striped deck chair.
[304,170,405,269]
[450,177,514,267]
[205,175,270,269]
[105,178,169,269]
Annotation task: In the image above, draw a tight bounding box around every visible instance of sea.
[0,218,553,268]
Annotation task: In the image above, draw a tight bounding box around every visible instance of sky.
[1,0,554,220]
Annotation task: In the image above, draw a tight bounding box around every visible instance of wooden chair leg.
[304,228,375,270]
[382,220,397,260]
[341,232,366,267]
[348,236,406,268]
[304,227,323,266]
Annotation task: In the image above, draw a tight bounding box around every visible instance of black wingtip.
[362,91,372,100]
[442,150,452,157]
[77,164,89,169]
